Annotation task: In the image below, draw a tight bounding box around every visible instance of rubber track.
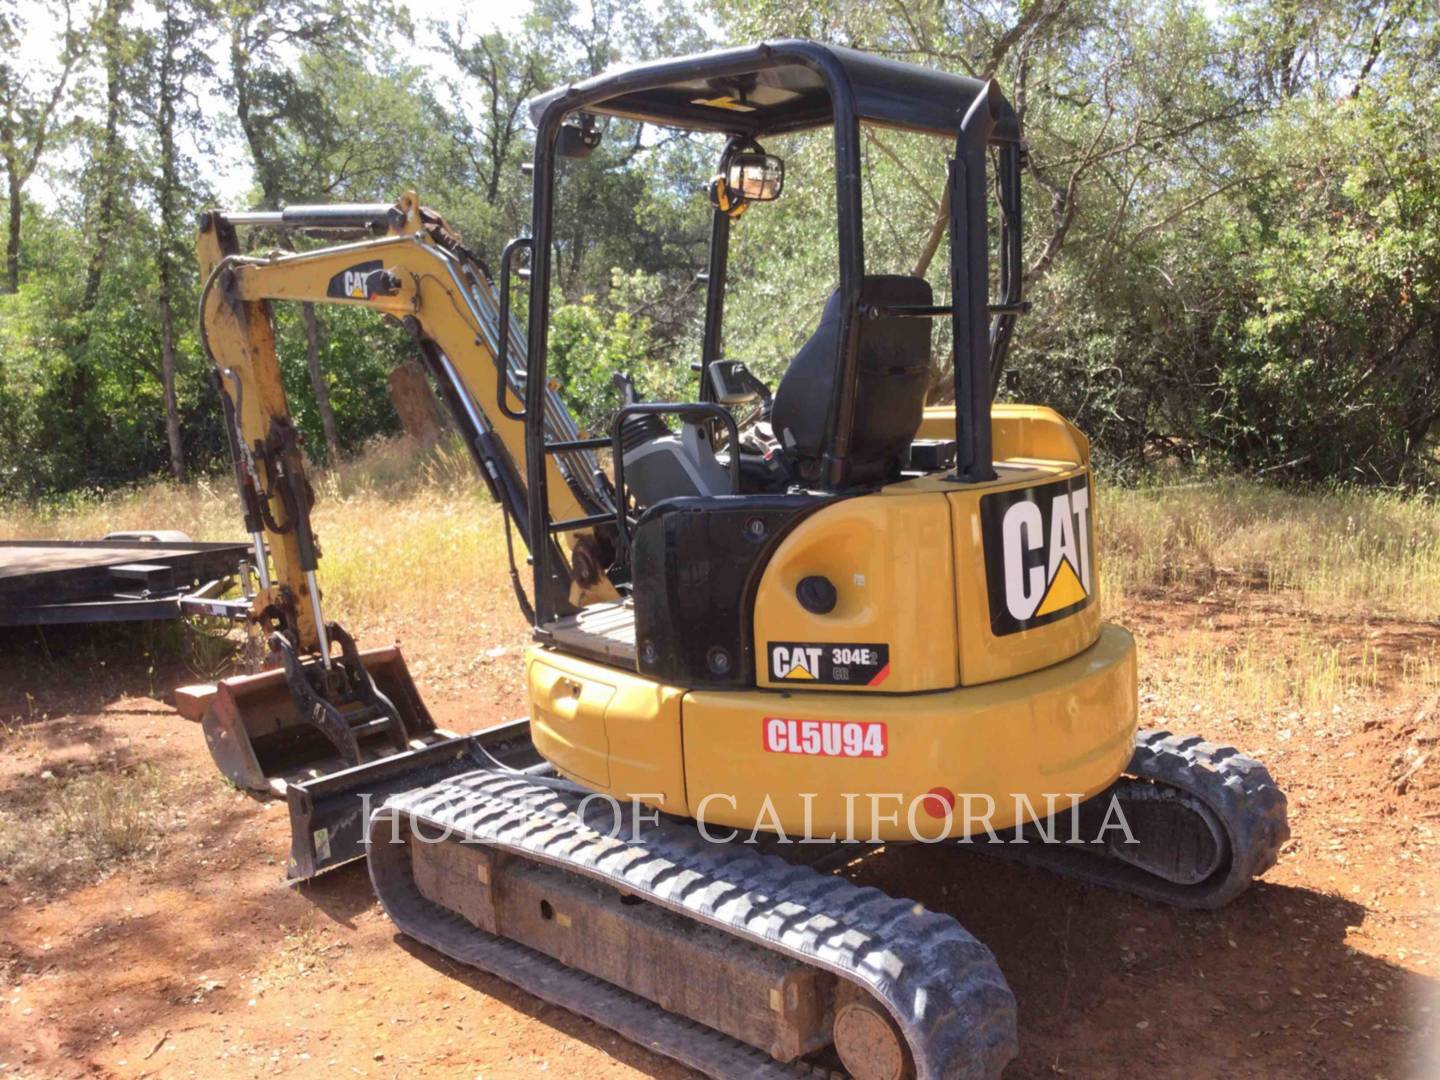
[990,729,1290,909]
[368,769,1018,1080]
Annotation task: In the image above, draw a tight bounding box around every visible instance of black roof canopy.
[527,40,1020,142]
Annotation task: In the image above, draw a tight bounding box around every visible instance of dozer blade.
[180,642,546,880]
[195,644,443,796]
[285,719,545,880]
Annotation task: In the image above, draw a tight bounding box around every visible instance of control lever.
[611,370,640,407]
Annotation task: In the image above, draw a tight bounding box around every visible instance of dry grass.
[0,764,171,888]
[251,924,349,993]
[0,435,510,631]
[0,713,44,760]
[10,447,1433,625]
[1101,479,1440,621]
[4,442,1437,726]
[309,436,511,626]
[1098,479,1440,722]
[1142,633,1385,722]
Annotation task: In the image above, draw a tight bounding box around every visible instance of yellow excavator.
[182,41,1289,1080]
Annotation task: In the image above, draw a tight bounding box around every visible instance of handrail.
[496,236,533,421]
[863,302,1032,319]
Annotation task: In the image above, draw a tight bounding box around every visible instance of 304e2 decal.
[980,473,1095,636]
[767,642,890,686]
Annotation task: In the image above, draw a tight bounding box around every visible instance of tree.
[1,0,1437,495]
[1199,9,1440,483]
[79,0,133,312]
[142,0,216,479]
[0,0,82,293]
[435,23,542,205]
[221,0,403,464]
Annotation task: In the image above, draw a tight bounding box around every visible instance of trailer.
[0,532,250,626]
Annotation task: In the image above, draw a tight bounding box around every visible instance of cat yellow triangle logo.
[771,644,823,680]
[1034,556,1087,617]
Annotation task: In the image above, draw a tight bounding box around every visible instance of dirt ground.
[1,590,1438,1080]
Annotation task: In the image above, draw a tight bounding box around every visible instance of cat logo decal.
[981,474,1094,635]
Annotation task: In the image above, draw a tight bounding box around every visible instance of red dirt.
[0,589,1437,1079]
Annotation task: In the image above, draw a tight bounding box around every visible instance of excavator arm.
[197,191,619,642]
[189,193,609,875]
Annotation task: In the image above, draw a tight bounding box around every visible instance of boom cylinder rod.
[251,534,272,590]
[304,570,332,668]
[222,204,397,230]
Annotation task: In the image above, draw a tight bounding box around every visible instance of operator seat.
[770,274,934,485]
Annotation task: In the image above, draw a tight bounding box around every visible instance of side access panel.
[526,647,688,814]
[752,494,958,693]
[529,655,614,788]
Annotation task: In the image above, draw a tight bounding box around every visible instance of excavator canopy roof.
[527,40,1020,142]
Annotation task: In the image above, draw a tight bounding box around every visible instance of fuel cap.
[796,575,837,615]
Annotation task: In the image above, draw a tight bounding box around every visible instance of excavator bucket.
[177,646,544,880]
[184,644,442,795]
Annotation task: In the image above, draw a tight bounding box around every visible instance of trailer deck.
[0,538,250,625]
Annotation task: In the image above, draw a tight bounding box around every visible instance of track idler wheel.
[831,984,916,1080]
[1103,779,1228,886]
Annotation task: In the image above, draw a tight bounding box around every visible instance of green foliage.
[1,0,1439,501]
[271,303,409,455]
[1209,87,1440,483]
[548,269,691,432]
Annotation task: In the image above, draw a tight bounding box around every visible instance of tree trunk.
[81,0,128,313]
[300,302,342,463]
[0,8,77,297]
[387,359,443,445]
[5,164,19,294]
[229,27,341,465]
[157,282,186,480]
[154,0,186,482]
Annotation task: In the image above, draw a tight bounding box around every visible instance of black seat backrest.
[770,275,934,485]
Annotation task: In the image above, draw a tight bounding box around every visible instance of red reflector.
[922,786,955,819]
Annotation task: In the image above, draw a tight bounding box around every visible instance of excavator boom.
[187,194,621,876]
